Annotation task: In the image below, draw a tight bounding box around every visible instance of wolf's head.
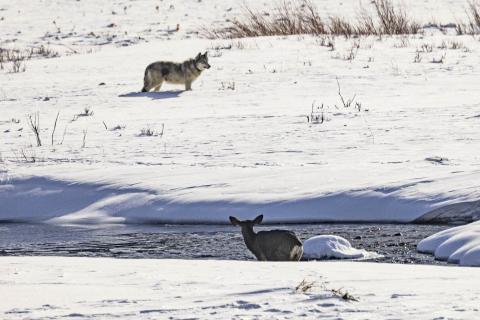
[195,52,210,70]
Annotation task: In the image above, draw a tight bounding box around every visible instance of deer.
[229,214,303,261]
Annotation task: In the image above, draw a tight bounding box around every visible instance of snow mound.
[303,235,380,260]
[417,221,480,266]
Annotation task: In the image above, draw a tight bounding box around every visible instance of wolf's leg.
[185,81,192,91]
[154,81,163,92]
[142,83,152,92]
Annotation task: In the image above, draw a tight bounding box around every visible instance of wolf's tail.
[141,67,150,92]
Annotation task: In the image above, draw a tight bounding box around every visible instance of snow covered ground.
[1,0,480,225]
[418,220,480,266]
[303,235,381,260]
[2,1,480,318]
[1,256,479,319]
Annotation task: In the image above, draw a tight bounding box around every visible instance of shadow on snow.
[0,176,454,226]
[119,90,183,100]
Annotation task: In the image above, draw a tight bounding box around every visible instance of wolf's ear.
[203,51,208,57]
[253,214,263,225]
[196,52,201,59]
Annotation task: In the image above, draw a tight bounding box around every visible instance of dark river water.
[0,223,449,265]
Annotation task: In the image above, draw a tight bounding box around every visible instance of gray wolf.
[141,52,210,92]
[229,215,303,261]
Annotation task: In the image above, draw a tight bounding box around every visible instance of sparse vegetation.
[10,55,26,73]
[449,40,465,50]
[419,43,433,53]
[104,122,126,131]
[0,48,25,72]
[413,51,422,63]
[33,45,60,59]
[321,284,359,302]
[138,124,164,137]
[203,0,420,39]
[307,79,370,134]
[370,0,420,35]
[295,279,359,302]
[59,125,68,145]
[0,45,60,73]
[219,81,236,90]
[26,112,42,147]
[315,36,335,50]
[208,43,232,51]
[393,36,410,48]
[336,78,356,108]
[51,111,60,146]
[72,107,94,121]
[17,146,38,163]
[110,124,126,131]
[456,1,480,34]
[307,102,325,124]
[344,40,360,61]
[81,129,87,148]
[139,127,155,137]
[431,52,446,64]
[295,279,316,293]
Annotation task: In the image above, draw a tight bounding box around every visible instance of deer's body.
[230,215,303,261]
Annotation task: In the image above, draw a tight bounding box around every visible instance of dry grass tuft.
[202,0,420,39]
[327,286,360,302]
[295,279,359,302]
[295,279,316,293]
[372,0,420,35]
[0,45,60,72]
[26,112,42,147]
[456,1,480,34]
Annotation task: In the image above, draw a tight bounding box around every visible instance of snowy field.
[2,1,480,318]
[1,0,480,225]
[1,256,480,320]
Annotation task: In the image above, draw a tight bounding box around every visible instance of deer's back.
[255,230,303,261]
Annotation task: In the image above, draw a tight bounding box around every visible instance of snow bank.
[303,235,380,260]
[417,221,480,266]
[1,257,479,320]
[0,174,441,225]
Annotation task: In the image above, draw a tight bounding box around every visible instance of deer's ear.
[253,214,263,225]
[229,216,240,226]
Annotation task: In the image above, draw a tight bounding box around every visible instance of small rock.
[354,236,362,240]
[98,82,106,86]
[393,232,402,236]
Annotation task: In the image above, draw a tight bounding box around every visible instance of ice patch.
[303,235,381,260]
